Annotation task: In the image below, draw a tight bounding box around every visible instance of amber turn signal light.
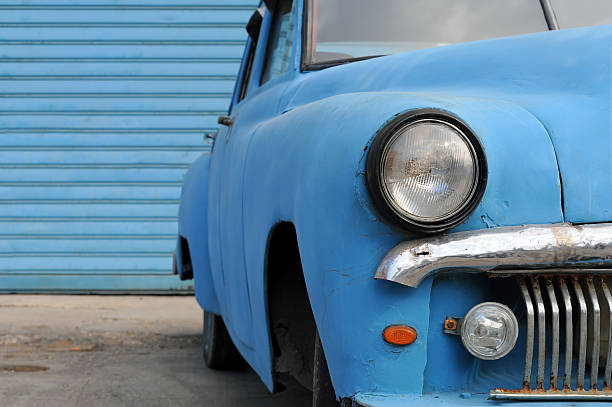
[383,325,417,345]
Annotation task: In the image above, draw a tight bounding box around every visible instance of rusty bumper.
[375,222,612,288]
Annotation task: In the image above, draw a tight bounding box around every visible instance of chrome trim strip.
[586,277,601,390]
[539,0,560,30]
[558,277,573,390]
[519,277,534,389]
[602,278,612,390]
[574,278,588,390]
[375,223,612,288]
[490,268,612,276]
[532,277,546,389]
[490,389,612,401]
[546,278,559,390]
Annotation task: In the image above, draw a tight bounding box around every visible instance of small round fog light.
[461,302,518,360]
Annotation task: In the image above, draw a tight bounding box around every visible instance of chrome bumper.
[490,389,612,401]
[375,222,612,288]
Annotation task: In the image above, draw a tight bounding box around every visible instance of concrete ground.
[0,295,312,407]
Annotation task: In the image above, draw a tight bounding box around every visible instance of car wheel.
[202,310,245,370]
[313,330,339,407]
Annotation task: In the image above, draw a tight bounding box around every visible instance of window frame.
[238,39,257,103]
[229,1,300,109]
[229,7,264,112]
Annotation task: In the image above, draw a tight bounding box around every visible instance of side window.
[261,0,296,84]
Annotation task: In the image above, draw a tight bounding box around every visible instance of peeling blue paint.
[480,214,498,229]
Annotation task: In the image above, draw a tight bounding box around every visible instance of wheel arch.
[265,221,318,391]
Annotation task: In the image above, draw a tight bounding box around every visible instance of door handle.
[218,116,235,127]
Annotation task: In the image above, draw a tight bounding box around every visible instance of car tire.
[202,310,245,370]
[171,251,178,275]
[313,330,339,407]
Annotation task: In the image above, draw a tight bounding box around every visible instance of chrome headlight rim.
[366,109,488,234]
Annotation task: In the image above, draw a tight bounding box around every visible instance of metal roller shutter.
[0,0,257,293]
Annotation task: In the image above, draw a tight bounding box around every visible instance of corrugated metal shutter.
[0,0,257,293]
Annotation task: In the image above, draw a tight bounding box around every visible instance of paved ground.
[0,295,312,407]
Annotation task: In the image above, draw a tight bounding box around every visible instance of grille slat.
[546,278,560,390]
[558,276,573,390]
[574,277,588,390]
[518,277,534,389]
[586,277,601,390]
[601,278,612,389]
[532,277,546,389]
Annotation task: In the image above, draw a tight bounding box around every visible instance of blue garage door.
[0,0,256,293]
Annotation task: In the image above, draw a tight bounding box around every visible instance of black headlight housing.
[366,109,487,234]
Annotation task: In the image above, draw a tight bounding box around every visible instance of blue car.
[175,0,612,405]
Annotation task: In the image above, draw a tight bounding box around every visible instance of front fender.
[177,150,219,314]
[241,91,563,396]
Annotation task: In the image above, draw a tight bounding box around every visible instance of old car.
[175,0,612,405]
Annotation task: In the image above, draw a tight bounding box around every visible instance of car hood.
[287,25,612,224]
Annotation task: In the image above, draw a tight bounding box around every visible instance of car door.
[207,8,263,347]
[210,0,299,349]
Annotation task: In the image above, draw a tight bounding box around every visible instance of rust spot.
[443,319,457,330]
[402,160,434,178]
[551,226,575,250]
[495,386,612,398]
[493,387,532,394]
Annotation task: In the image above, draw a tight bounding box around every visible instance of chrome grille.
[491,274,612,400]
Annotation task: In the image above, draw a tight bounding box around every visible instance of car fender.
[177,150,219,314]
[240,91,563,396]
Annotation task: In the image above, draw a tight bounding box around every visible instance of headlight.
[461,302,519,360]
[367,110,487,233]
[383,120,476,220]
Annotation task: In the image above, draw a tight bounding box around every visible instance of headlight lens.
[367,111,487,233]
[461,302,518,360]
[381,119,478,222]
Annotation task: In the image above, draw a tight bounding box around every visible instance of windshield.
[304,0,549,67]
[551,0,612,28]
